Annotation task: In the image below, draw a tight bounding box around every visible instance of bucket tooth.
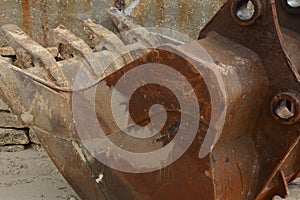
[0,46,15,56]
[48,25,105,78]
[48,25,93,60]
[108,7,184,47]
[108,7,162,47]
[82,19,124,50]
[1,24,67,87]
[108,7,142,34]
[82,19,133,65]
[56,48,127,79]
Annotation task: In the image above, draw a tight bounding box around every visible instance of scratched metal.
[0,0,300,200]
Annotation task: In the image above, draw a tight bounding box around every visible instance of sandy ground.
[0,147,299,200]
[0,148,79,200]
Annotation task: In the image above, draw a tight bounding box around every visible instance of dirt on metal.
[0,0,299,200]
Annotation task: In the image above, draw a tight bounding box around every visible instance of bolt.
[271,91,300,125]
[275,99,295,120]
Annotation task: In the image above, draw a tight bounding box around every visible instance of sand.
[0,148,79,200]
[0,148,299,200]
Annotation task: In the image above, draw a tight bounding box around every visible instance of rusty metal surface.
[0,0,299,200]
[0,0,224,47]
[199,1,300,199]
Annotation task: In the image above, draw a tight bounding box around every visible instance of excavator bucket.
[0,0,299,199]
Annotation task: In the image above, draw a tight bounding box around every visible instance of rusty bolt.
[271,91,300,125]
[231,0,264,26]
[280,0,300,15]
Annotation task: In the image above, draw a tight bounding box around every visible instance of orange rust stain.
[21,0,32,36]
[40,0,49,45]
